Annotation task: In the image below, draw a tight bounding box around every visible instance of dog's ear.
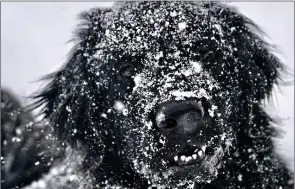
[30,8,113,148]
[233,18,286,101]
[211,4,287,101]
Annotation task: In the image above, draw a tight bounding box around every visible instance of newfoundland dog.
[3,1,293,189]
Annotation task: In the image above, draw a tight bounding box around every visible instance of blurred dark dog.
[2,2,294,189]
[1,88,65,189]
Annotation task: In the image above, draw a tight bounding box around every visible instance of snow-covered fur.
[18,1,294,189]
[22,146,94,189]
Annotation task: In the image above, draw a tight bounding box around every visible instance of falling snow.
[2,1,293,189]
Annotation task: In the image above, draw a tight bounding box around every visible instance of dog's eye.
[120,64,135,78]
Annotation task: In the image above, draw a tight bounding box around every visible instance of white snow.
[156,112,166,123]
[238,174,243,181]
[114,100,125,111]
[178,22,186,30]
[190,61,202,73]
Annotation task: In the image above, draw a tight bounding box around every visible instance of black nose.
[156,100,204,134]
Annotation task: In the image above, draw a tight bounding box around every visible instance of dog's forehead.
[95,2,229,59]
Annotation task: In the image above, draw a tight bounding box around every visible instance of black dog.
[1,88,66,189]
[10,2,293,189]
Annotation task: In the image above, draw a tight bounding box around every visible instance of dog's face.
[97,57,234,187]
[110,57,234,186]
[88,2,239,186]
[34,2,283,188]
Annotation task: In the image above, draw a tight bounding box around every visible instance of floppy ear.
[214,4,287,101]
[236,23,285,101]
[30,8,112,148]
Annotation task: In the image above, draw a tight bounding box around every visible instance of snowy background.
[1,2,294,172]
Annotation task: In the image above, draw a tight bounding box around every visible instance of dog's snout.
[156,100,204,134]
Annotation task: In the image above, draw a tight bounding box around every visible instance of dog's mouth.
[168,145,206,167]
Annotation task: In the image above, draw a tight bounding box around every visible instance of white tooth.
[192,154,197,159]
[185,157,191,162]
[198,150,203,157]
[174,156,178,161]
[180,155,185,161]
[201,146,206,152]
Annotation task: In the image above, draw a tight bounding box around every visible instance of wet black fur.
[30,2,293,188]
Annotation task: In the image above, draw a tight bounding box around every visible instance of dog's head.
[32,2,284,187]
